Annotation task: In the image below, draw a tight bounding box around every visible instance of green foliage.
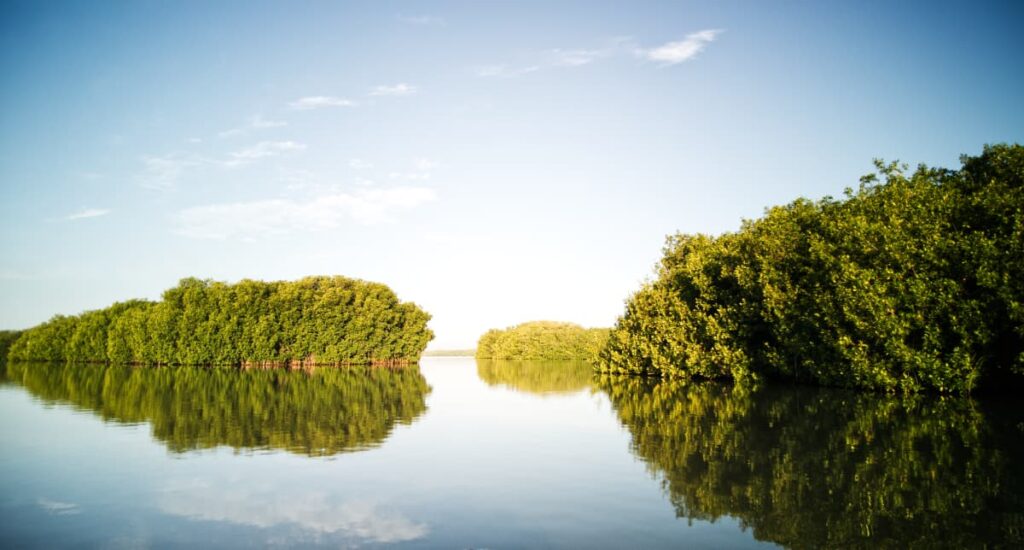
[476,359,593,394]
[0,330,21,361]
[5,360,430,457]
[599,376,1024,548]
[476,321,609,362]
[8,275,433,366]
[600,144,1024,393]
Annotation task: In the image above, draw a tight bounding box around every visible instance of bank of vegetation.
[7,276,433,367]
[6,360,429,456]
[598,144,1023,393]
[476,321,609,362]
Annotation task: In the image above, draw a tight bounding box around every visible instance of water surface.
[0,358,1020,548]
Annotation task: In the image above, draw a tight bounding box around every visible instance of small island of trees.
[476,321,609,362]
[598,144,1023,394]
[7,275,433,367]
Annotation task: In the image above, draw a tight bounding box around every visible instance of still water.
[0,358,1021,548]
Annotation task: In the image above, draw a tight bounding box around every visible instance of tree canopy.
[476,321,609,362]
[599,144,1024,393]
[7,275,433,366]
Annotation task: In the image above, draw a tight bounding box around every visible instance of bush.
[8,275,433,366]
[600,144,1024,393]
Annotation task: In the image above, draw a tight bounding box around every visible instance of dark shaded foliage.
[599,376,1024,548]
[6,360,430,457]
[8,276,433,366]
[600,145,1024,393]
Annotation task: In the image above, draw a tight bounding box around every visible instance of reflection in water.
[6,361,430,456]
[599,376,1024,549]
[159,481,428,544]
[476,359,593,394]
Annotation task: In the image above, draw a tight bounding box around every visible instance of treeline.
[7,276,433,366]
[6,360,430,456]
[599,144,1023,393]
[476,321,609,362]
[599,376,1023,548]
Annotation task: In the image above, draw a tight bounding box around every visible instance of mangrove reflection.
[476,359,593,395]
[6,361,430,456]
[599,376,1024,549]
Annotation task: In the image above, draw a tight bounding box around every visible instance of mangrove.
[599,144,1024,393]
[476,321,609,362]
[7,275,433,367]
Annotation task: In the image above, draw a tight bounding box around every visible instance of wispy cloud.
[369,83,417,97]
[478,32,722,77]
[224,141,305,168]
[177,186,436,239]
[140,153,206,190]
[398,14,445,26]
[348,159,373,170]
[218,115,287,138]
[643,30,722,65]
[388,157,439,181]
[65,208,110,221]
[475,65,541,78]
[289,96,357,110]
[549,48,606,67]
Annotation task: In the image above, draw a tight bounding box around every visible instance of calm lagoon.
[0,357,1020,548]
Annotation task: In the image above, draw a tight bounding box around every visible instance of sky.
[1,1,1022,349]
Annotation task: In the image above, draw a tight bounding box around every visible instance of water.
[0,358,1020,548]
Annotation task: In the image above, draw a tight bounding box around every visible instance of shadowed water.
[0,357,1020,548]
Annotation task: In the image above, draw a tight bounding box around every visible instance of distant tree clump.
[599,144,1024,393]
[7,276,433,367]
[476,321,609,362]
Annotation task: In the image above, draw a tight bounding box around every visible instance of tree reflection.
[476,359,593,395]
[7,361,430,457]
[599,376,1024,548]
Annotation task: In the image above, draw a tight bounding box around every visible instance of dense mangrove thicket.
[476,321,609,362]
[5,360,430,456]
[599,144,1024,393]
[476,359,593,394]
[599,376,1024,548]
[7,276,432,366]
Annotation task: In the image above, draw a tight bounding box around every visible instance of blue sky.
[1,1,1021,348]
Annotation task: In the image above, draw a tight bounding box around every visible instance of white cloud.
[550,48,605,67]
[643,29,722,65]
[177,186,436,239]
[140,153,204,190]
[389,158,439,181]
[476,65,541,78]
[398,14,444,26]
[65,208,110,221]
[218,114,287,138]
[348,158,373,170]
[289,96,357,110]
[224,141,306,168]
[369,83,417,96]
